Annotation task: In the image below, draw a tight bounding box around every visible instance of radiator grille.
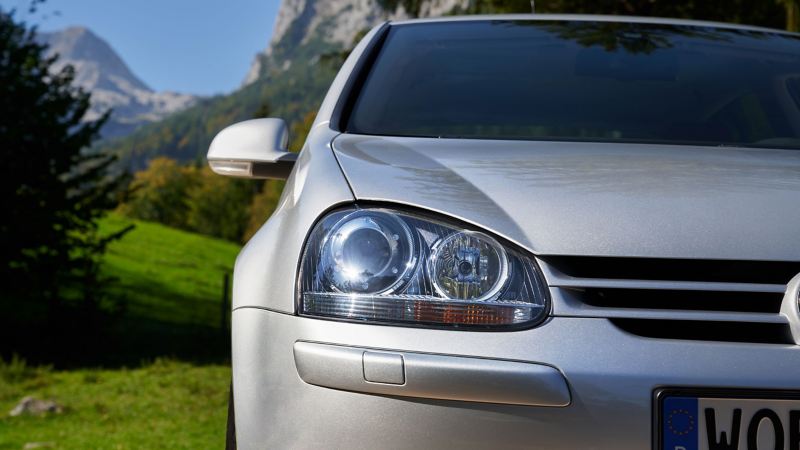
[539,256,799,344]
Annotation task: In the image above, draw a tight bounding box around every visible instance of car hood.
[332,134,800,261]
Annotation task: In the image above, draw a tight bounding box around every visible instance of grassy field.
[0,214,242,367]
[98,213,241,330]
[0,357,230,449]
[0,215,242,448]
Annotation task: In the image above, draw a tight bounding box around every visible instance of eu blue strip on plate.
[662,396,698,450]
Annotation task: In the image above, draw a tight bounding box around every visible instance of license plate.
[657,390,800,450]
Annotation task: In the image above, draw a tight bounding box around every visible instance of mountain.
[103,0,481,169]
[241,0,468,86]
[39,27,198,138]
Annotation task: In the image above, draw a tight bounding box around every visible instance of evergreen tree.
[0,10,128,313]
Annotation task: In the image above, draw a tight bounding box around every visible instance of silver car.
[207,15,800,450]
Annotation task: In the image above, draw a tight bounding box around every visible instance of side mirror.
[207,118,298,179]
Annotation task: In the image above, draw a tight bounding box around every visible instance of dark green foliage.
[252,100,272,118]
[0,11,128,312]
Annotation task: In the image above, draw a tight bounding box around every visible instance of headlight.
[299,207,549,329]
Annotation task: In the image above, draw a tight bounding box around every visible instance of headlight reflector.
[299,207,548,329]
[322,211,416,294]
[429,231,508,301]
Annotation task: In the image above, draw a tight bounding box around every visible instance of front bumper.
[232,308,800,449]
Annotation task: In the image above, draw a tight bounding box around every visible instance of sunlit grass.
[98,213,241,327]
[0,357,230,450]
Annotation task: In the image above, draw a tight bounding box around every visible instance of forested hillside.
[103,58,338,169]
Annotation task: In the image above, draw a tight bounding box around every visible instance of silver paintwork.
[207,118,289,163]
[293,341,571,407]
[332,135,800,261]
[220,16,800,449]
[362,350,405,384]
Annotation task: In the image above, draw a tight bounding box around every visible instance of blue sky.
[1,0,282,95]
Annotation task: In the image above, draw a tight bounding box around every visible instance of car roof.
[390,14,798,36]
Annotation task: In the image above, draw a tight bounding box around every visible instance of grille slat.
[540,256,800,285]
[576,288,783,313]
[612,319,793,345]
[540,256,799,344]
[548,276,786,294]
[553,289,788,324]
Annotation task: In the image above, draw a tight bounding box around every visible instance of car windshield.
[345,20,800,150]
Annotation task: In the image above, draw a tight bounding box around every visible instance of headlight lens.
[428,231,508,301]
[299,207,549,329]
[322,210,416,294]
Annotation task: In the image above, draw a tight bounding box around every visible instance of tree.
[117,157,197,229]
[186,167,255,242]
[0,10,127,311]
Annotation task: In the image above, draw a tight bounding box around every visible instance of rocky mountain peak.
[242,0,468,86]
[38,27,198,138]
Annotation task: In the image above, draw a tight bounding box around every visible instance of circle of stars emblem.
[667,409,695,436]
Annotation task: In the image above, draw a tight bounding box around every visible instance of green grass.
[0,357,230,449]
[2,213,242,366]
[0,216,241,447]
[98,213,241,328]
